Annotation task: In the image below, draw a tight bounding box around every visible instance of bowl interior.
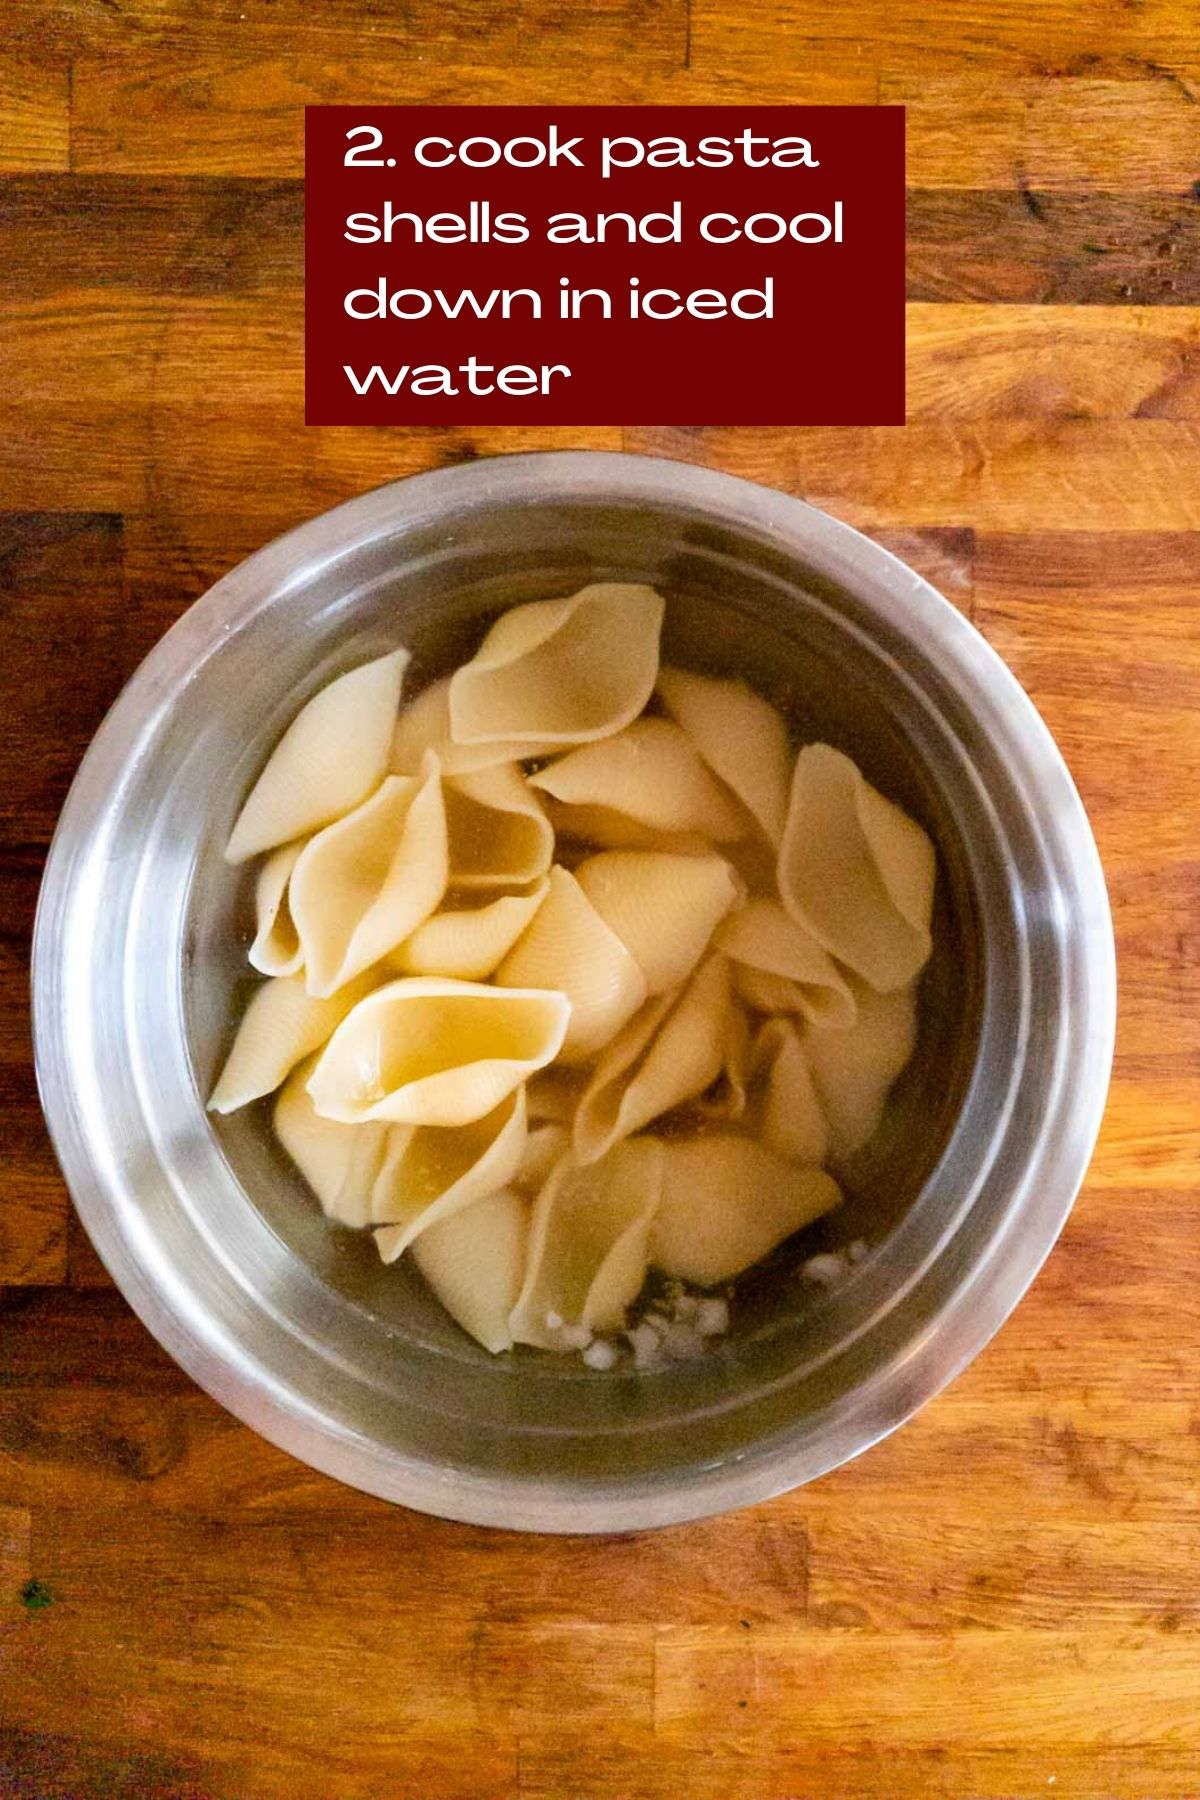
[174,493,996,1485]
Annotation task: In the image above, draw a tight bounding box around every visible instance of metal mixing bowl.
[32,452,1115,1531]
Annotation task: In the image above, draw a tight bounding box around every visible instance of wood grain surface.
[2,3,1199,1796]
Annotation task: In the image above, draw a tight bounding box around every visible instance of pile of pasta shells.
[210,584,936,1364]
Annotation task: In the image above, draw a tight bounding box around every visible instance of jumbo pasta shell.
[443,763,554,890]
[411,1188,530,1355]
[290,753,448,998]
[391,882,549,981]
[575,851,742,996]
[694,1000,752,1122]
[226,649,408,863]
[750,1018,828,1165]
[208,969,376,1114]
[509,1138,664,1349]
[392,676,560,776]
[540,800,716,859]
[514,1122,571,1193]
[449,583,664,746]
[778,744,935,992]
[306,976,570,1127]
[273,1056,390,1227]
[248,839,306,978]
[529,718,748,842]
[803,980,918,1160]
[494,865,646,1064]
[525,1066,586,1123]
[717,898,856,1028]
[574,956,733,1164]
[372,1087,527,1261]
[651,1136,841,1286]
[657,665,791,845]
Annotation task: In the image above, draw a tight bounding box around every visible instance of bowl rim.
[32,449,1116,1532]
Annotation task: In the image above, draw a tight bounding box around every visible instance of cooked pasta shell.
[657,665,791,845]
[803,981,918,1160]
[307,977,570,1128]
[574,851,742,996]
[574,956,733,1164]
[778,744,936,992]
[248,839,306,978]
[525,1066,586,1123]
[721,832,784,900]
[750,1018,828,1165]
[540,800,717,859]
[651,1136,841,1286]
[494,865,646,1064]
[717,898,856,1028]
[515,1122,571,1193]
[372,1087,527,1261]
[733,966,811,1018]
[449,584,664,746]
[443,763,554,890]
[509,1138,664,1349]
[390,881,549,981]
[290,753,448,998]
[694,999,752,1122]
[529,718,748,842]
[273,1057,390,1227]
[411,1187,530,1354]
[226,649,408,864]
[208,969,376,1114]
[392,676,560,776]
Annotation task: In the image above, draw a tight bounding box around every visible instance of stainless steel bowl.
[33,452,1115,1532]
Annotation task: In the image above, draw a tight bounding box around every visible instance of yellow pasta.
[574,956,733,1164]
[449,583,664,745]
[226,649,408,864]
[750,1018,829,1165]
[651,1137,841,1286]
[778,743,935,992]
[514,1122,571,1194]
[494,865,646,1063]
[529,718,748,842]
[694,1000,752,1123]
[574,850,742,995]
[217,595,935,1365]
[392,676,560,776]
[248,839,306,978]
[390,882,549,981]
[442,762,554,890]
[509,1139,664,1349]
[290,753,448,998]
[305,976,571,1127]
[209,969,376,1114]
[412,1188,529,1354]
[803,981,919,1160]
[273,1057,390,1227]
[372,1088,527,1261]
[657,665,792,845]
[717,897,856,1027]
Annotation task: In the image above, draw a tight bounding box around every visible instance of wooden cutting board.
[2,3,1198,1795]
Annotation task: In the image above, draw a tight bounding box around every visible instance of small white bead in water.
[694,1297,729,1338]
[582,1338,619,1371]
[660,1322,704,1361]
[545,1310,564,1332]
[802,1252,849,1288]
[628,1321,664,1369]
